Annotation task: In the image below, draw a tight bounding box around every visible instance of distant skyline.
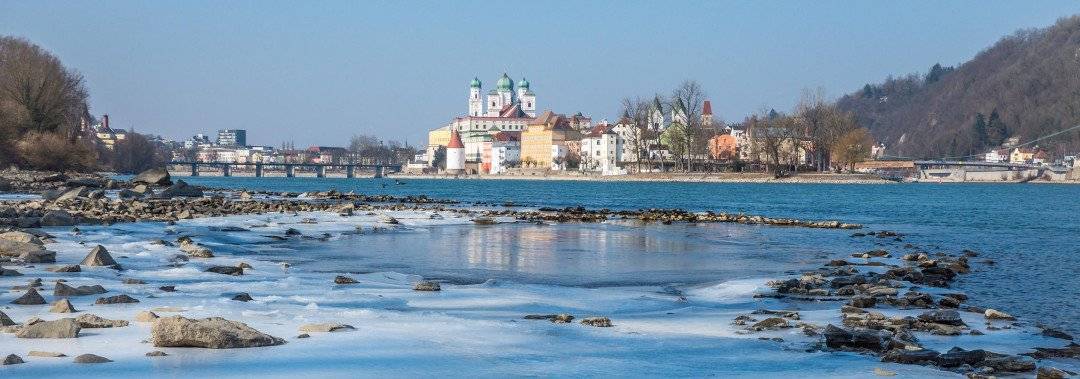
[2,1,1078,147]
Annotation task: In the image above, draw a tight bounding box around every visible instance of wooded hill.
[836,15,1080,159]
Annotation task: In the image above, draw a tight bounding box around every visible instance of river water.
[178,176,1080,336]
[2,176,1077,378]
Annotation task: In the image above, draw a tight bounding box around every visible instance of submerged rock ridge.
[0,189,861,230]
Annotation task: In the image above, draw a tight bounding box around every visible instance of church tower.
[468,77,483,117]
[517,77,536,117]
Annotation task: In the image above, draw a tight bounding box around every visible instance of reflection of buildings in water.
[463,226,516,270]
[448,221,784,279]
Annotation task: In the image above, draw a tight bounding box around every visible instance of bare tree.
[0,36,92,168]
[670,81,706,172]
[620,97,651,173]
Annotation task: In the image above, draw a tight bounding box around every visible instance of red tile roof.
[703,100,713,115]
[447,130,464,148]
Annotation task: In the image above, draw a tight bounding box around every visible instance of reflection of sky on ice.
[0,210,1074,378]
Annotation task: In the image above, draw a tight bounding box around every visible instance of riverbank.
[1,169,1079,377]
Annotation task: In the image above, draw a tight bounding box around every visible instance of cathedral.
[468,73,537,117]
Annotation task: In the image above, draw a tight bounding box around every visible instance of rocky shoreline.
[0,168,1077,376]
[734,233,1077,378]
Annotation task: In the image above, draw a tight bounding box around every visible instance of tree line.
[0,36,166,173]
[837,15,1080,159]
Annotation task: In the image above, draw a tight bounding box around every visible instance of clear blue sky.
[2,1,1078,147]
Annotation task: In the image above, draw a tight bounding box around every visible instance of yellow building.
[428,128,451,148]
[1010,148,1035,164]
[521,111,579,169]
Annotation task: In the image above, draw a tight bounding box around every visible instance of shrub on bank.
[16,132,98,172]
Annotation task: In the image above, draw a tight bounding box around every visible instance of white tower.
[468,77,483,116]
[446,129,466,173]
[518,77,536,117]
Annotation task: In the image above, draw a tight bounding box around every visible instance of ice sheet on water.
[1,207,1065,378]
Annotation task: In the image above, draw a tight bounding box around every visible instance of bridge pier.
[346,165,355,179]
[286,165,295,178]
[373,165,383,178]
[255,164,263,178]
[316,166,326,178]
[222,164,231,177]
[190,163,199,177]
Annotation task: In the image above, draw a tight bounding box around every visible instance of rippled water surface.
[177,176,1080,335]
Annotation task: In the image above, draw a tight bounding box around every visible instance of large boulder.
[160,180,203,198]
[15,318,81,338]
[95,294,139,304]
[2,354,23,365]
[80,245,121,269]
[205,266,243,276]
[0,239,44,258]
[11,288,46,305]
[54,282,107,297]
[917,310,965,326]
[40,210,76,226]
[56,186,89,202]
[823,324,892,352]
[75,314,129,328]
[18,250,55,263]
[132,167,172,186]
[73,354,112,364]
[0,310,14,326]
[0,231,44,245]
[49,298,78,313]
[151,316,285,348]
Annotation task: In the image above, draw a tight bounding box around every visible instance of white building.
[581,124,624,175]
[984,149,1008,163]
[445,129,466,173]
[488,132,521,175]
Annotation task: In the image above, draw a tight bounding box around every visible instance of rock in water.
[75,314,130,328]
[298,323,356,333]
[47,264,81,273]
[160,180,203,198]
[27,351,66,358]
[917,310,965,326]
[823,324,891,352]
[0,310,15,326]
[54,282,107,297]
[0,231,44,245]
[49,298,79,313]
[2,354,23,365]
[135,310,160,322]
[151,316,285,348]
[73,354,112,364]
[206,266,243,276]
[11,287,46,305]
[40,210,76,226]
[95,294,140,304]
[145,351,168,357]
[231,293,253,302]
[413,280,441,291]
[15,318,80,338]
[984,308,1016,320]
[132,167,172,186]
[580,317,613,327]
[18,249,56,263]
[80,245,121,269]
[0,239,45,258]
[334,275,358,284]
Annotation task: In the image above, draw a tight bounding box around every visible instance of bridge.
[168,161,403,178]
